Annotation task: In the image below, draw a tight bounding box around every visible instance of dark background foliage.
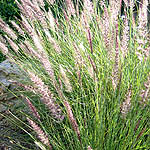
[0,0,19,22]
[0,0,20,62]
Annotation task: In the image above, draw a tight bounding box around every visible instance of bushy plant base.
[0,0,150,149]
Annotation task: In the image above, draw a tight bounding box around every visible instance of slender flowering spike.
[65,0,76,17]
[136,0,148,61]
[63,9,70,23]
[20,42,31,56]
[138,0,148,38]
[121,12,129,58]
[44,29,61,54]
[83,13,93,54]
[100,4,112,51]
[123,0,134,8]
[79,42,86,52]
[24,40,55,81]
[87,65,94,79]
[0,41,8,55]
[134,119,141,132]
[5,35,19,53]
[21,15,34,35]
[0,18,17,40]
[11,21,25,35]
[140,75,150,105]
[83,0,94,20]
[112,24,119,90]
[109,0,122,25]
[60,65,72,92]
[121,89,132,118]
[28,71,64,120]
[24,40,41,57]
[73,43,86,67]
[19,0,34,20]
[76,69,82,86]
[10,80,37,94]
[20,0,47,29]
[27,117,52,149]
[0,35,6,43]
[64,101,81,143]
[31,32,44,53]
[46,10,55,30]
[26,97,41,120]
[40,54,55,80]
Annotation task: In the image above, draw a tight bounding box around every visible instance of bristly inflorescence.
[121,12,129,59]
[64,101,81,143]
[59,65,72,92]
[28,71,64,121]
[65,0,76,17]
[140,74,150,105]
[26,97,41,120]
[136,0,149,61]
[0,18,17,40]
[121,88,132,118]
[0,39,8,55]
[27,117,52,149]
[112,23,120,90]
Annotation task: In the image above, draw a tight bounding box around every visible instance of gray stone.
[0,59,23,92]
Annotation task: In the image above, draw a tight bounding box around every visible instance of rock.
[0,59,23,92]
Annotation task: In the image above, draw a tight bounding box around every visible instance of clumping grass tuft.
[0,0,150,149]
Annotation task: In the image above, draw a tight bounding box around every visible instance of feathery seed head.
[64,101,81,142]
[140,75,150,104]
[73,43,86,67]
[121,13,129,58]
[0,18,17,40]
[109,0,122,25]
[0,41,8,55]
[27,117,52,149]
[83,0,94,20]
[60,65,72,92]
[47,0,55,5]
[121,89,132,118]
[21,15,34,35]
[11,21,25,35]
[44,29,61,54]
[65,0,76,17]
[46,10,56,30]
[5,35,19,53]
[40,54,55,80]
[112,23,120,90]
[82,13,93,54]
[28,71,64,120]
[26,97,41,120]
[138,0,148,38]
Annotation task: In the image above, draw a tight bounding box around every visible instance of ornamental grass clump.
[0,0,150,149]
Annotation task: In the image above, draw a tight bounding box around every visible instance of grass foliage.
[0,0,150,149]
